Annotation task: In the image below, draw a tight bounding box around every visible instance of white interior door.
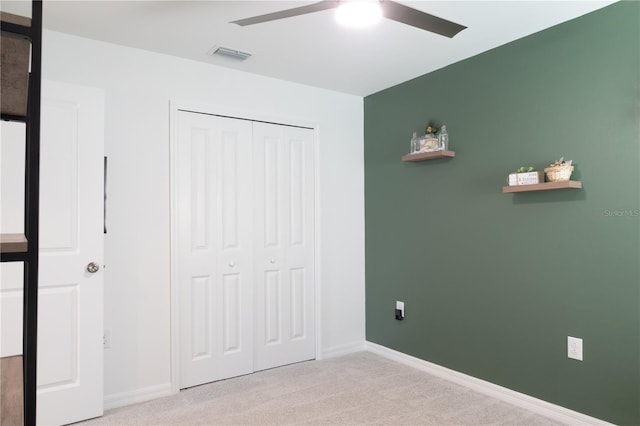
[253,123,315,371]
[37,81,105,425]
[177,112,254,388]
[0,80,104,425]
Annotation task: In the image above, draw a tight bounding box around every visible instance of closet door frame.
[168,101,321,394]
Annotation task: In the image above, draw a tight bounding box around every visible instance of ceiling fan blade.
[231,1,339,26]
[380,1,466,38]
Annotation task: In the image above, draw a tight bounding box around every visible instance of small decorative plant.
[424,123,439,135]
[419,122,440,151]
[516,166,535,173]
[547,156,572,168]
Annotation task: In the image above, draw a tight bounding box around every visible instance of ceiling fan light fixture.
[335,0,382,28]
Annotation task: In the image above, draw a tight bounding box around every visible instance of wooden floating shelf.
[0,233,28,253]
[502,180,582,193]
[402,150,455,162]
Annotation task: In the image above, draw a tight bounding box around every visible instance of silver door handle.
[87,262,100,273]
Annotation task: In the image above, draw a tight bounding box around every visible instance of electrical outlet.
[395,301,405,320]
[567,336,583,361]
[103,329,112,349]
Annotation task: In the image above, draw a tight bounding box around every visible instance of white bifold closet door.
[252,122,315,372]
[177,111,314,389]
[177,112,254,388]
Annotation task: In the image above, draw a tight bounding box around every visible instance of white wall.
[41,30,365,404]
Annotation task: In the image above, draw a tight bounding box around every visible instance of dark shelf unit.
[1,2,42,425]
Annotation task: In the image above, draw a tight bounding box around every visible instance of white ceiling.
[4,0,616,96]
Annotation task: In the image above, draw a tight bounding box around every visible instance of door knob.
[270,258,276,264]
[229,261,235,268]
[86,262,100,273]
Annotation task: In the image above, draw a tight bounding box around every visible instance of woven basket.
[544,165,574,182]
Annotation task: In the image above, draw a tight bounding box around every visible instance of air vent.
[208,45,252,61]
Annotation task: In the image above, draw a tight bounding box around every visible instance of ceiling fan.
[230,0,467,38]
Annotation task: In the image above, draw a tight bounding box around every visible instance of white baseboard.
[321,340,366,359]
[104,341,364,411]
[365,342,614,426]
[104,382,174,410]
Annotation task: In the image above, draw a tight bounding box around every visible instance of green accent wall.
[364,2,640,424]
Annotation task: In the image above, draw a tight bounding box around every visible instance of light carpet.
[79,352,564,425]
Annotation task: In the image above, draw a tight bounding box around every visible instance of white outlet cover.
[567,336,583,361]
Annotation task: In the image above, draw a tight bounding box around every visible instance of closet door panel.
[253,123,315,371]
[178,112,253,388]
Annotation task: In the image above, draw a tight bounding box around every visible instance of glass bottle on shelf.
[410,132,420,154]
[438,125,449,151]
